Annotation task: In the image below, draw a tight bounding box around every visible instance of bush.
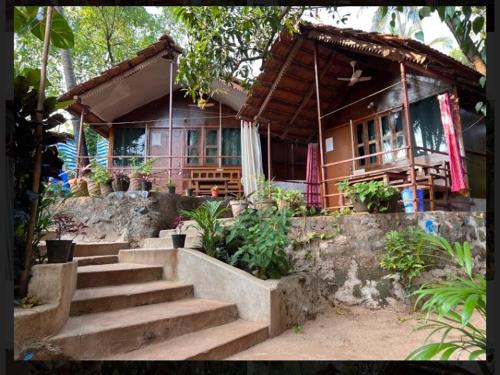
[225,207,293,279]
[337,179,399,213]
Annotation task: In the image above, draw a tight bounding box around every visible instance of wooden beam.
[281,51,335,139]
[314,43,327,209]
[254,37,304,122]
[267,122,272,183]
[168,60,174,177]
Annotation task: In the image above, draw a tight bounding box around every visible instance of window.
[205,129,218,164]
[222,128,241,165]
[380,111,406,164]
[410,95,447,156]
[187,130,200,165]
[355,118,379,168]
[113,127,145,166]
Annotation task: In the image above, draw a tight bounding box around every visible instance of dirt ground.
[229,303,486,360]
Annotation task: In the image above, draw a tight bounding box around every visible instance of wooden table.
[347,170,408,185]
[192,177,229,196]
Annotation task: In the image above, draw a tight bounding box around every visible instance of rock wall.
[282,211,486,316]
[54,193,232,247]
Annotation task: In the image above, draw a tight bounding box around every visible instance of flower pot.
[100,182,113,196]
[185,188,194,197]
[46,240,73,263]
[128,173,142,191]
[67,242,76,261]
[211,190,219,197]
[230,200,248,217]
[141,180,152,191]
[84,178,101,197]
[255,199,274,211]
[69,178,88,197]
[167,186,176,194]
[112,178,130,192]
[171,234,186,249]
[352,198,370,213]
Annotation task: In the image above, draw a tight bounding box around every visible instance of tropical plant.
[52,214,87,240]
[180,201,227,257]
[255,176,275,201]
[173,216,185,234]
[90,160,111,185]
[337,180,399,213]
[226,207,292,279]
[380,227,445,288]
[166,179,176,188]
[131,157,157,177]
[407,233,486,360]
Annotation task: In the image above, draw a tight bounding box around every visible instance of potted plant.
[91,161,113,196]
[129,157,156,191]
[81,164,101,197]
[111,170,130,192]
[254,176,275,211]
[273,188,305,211]
[343,180,399,213]
[336,179,354,207]
[141,176,153,191]
[229,192,253,217]
[185,181,194,197]
[211,185,219,197]
[166,179,176,194]
[45,214,87,263]
[171,216,186,249]
[67,170,88,197]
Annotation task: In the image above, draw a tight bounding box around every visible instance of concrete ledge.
[14,261,77,357]
[118,248,177,280]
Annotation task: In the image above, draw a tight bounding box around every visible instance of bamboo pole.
[75,109,84,177]
[19,6,54,297]
[168,60,174,178]
[313,43,327,209]
[400,62,418,212]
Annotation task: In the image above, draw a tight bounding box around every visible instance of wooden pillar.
[107,125,114,170]
[313,43,327,209]
[400,63,418,211]
[218,102,222,169]
[76,107,85,177]
[168,60,174,178]
[267,122,272,182]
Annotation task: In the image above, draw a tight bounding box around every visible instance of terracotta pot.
[46,240,73,263]
[230,200,248,217]
[84,178,101,197]
[100,182,113,196]
[68,178,88,197]
[255,199,274,211]
[128,173,142,191]
[112,178,130,192]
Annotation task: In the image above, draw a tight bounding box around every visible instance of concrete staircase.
[49,240,268,360]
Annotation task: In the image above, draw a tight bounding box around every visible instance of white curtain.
[240,120,263,201]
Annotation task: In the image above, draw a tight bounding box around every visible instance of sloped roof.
[238,22,484,140]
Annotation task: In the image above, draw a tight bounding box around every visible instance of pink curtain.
[306,143,321,207]
[437,92,467,192]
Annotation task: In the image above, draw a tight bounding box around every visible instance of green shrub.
[226,207,292,279]
[407,234,486,360]
[90,160,112,185]
[180,200,227,257]
[337,179,398,213]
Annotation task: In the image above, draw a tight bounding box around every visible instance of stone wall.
[281,211,486,318]
[54,193,232,247]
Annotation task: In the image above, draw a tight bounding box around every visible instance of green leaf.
[419,7,432,20]
[55,99,76,110]
[14,7,27,33]
[30,8,74,49]
[469,349,485,360]
[479,76,486,88]
[475,101,484,113]
[462,294,479,326]
[380,7,388,19]
[414,31,425,42]
[472,16,485,35]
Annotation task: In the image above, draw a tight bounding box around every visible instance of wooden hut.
[238,23,486,211]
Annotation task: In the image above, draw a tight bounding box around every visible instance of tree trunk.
[55,6,89,166]
[445,15,486,75]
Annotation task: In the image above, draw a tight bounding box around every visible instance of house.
[237,23,486,211]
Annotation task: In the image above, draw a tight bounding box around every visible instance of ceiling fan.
[188,96,215,110]
[337,61,372,86]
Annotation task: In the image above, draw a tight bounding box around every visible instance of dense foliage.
[407,233,486,360]
[337,180,399,213]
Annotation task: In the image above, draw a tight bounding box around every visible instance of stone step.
[105,319,268,360]
[49,298,239,359]
[74,255,119,267]
[77,263,163,289]
[70,280,194,316]
[141,235,201,249]
[73,242,130,257]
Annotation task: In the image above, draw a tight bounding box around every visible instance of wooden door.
[323,124,354,208]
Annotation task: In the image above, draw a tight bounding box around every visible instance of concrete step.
[49,298,239,359]
[141,235,201,249]
[105,319,268,360]
[74,255,118,267]
[77,263,163,289]
[70,280,194,316]
[73,242,130,257]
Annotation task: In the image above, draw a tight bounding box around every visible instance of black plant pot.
[171,234,186,249]
[168,186,176,194]
[46,240,73,263]
[67,242,76,261]
[141,180,152,191]
[185,188,194,197]
[112,178,130,192]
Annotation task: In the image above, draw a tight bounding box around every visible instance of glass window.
[187,130,200,165]
[410,96,447,157]
[369,143,377,163]
[367,120,375,141]
[358,146,365,166]
[381,116,390,137]
[222,128,241,165]
[205,129,218,164]
[113,127,145,166]
[356,124,364,144]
